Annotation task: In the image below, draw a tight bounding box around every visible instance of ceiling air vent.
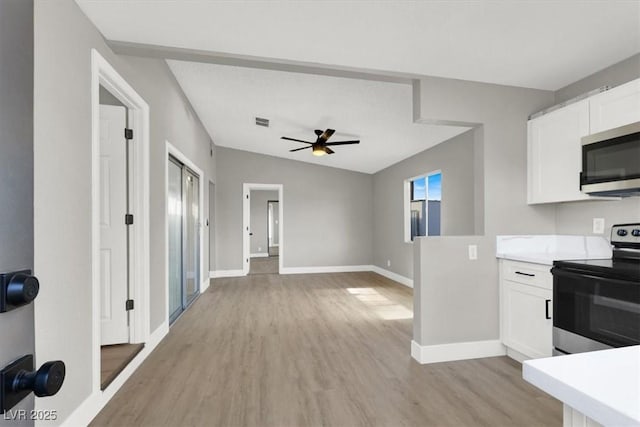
[255,117,269,127]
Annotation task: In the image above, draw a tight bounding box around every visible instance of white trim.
[250,253,270,258]
[411,339,506,364]
[201,278,210,293]
[210,269,245,278]
[91,49,151,395]
[243,183,283,276]
[370,266,413,288]
[57,322,169,427]
[165,141,206,322]
[280,265,372,275]
[506,347,529,363]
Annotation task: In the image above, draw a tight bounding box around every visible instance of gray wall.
[99,85,125,107]
[412,76,556,347]
[215,147,373,270]
[414,236,497,345]
[555,53,640,104]
[372,129,477,279]
[553,54,640,237]
[0,0,37,421]
[33,0,214,422]
[249,190,278,255]
[209,181,216,270]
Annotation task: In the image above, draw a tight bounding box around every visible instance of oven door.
[580,122,640,195]
[552,267,640,350]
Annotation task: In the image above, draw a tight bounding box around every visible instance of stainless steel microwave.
[581,121,640,196]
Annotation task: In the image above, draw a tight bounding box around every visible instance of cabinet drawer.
[501,260,552,290]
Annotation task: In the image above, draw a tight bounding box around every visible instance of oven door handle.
[551,267,638,287]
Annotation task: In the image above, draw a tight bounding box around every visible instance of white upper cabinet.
[528,99,591,204]
[589,78,640,134]
[527,77,640,205]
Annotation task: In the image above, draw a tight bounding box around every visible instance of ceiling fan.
[281,129,360,156]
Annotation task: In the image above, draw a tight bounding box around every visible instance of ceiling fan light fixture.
[312,145,327,156]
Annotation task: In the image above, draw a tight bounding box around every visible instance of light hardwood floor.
[249,256,279,275]
[100,343,144,390]
[91,272,561,427]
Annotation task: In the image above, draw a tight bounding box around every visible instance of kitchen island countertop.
[523,346,640,426]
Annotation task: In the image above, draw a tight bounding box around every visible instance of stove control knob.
[617,229,628,237]
[632,229,640,237]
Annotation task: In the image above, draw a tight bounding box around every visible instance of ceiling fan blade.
[319,129,335,142]
[325,147,335,154]
[289,146,312,152]
[281,136,313,144]
[325,140,360,146]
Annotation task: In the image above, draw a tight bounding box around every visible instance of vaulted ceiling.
[77,0,640,172]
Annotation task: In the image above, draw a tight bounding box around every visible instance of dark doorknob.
[1,355,66,413]
[11,360,65,397]
[0,270,40,313]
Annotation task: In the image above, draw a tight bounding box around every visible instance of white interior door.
[99,105,129,346]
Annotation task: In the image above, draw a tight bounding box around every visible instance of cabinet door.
[528,99,590,204]
[503,281,552,359]
[589,78,640,134]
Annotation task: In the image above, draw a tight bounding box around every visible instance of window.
[405,171,441,241]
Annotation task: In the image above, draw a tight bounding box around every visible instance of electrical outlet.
[386,259,391,267]
[593,218,605,234]
[468,245,478,260]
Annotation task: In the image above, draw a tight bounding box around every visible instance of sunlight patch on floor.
[346,287,413,320]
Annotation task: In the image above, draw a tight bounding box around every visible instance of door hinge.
[124,128,133,140]
[126,299,134,311]
[125,214,134,225]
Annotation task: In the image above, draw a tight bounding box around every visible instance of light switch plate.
[593,218,605,234]
[468,245,478,260]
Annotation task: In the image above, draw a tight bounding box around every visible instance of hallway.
[91,272,561,426]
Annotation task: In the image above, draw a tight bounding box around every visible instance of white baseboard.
[210,269,245,278]
[370,266,413,288]
[280,265,372,275]
[201,278,210,293]
[58,322,170,427]
[250,253,269,258]
[506,347,529,363]
[411,339,506,364]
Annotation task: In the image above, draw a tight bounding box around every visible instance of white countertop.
[496,235,612,265]
[523,346,640,426]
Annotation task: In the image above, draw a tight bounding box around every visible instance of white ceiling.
[167,60,469,174]
[77,1,640,173]
[77,1,640,90]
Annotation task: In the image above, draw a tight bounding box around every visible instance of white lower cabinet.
[500,260,553,361]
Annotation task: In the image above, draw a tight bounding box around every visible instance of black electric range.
[551,223,640,355]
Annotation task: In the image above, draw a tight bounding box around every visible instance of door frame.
[91,49,151,394]
[242,183,284,275]
[165,141,205,324]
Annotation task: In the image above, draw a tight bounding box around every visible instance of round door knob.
[12,361,65,397]
[6,274,39,305]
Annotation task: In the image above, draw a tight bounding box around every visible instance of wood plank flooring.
[100,343,144,390]
[91,272,561,427]
[249,256,279,275]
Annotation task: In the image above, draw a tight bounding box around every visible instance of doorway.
[167,146,203,324]
[267,200,279,257]
[242,184,283,276]
[91,49,151,394]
